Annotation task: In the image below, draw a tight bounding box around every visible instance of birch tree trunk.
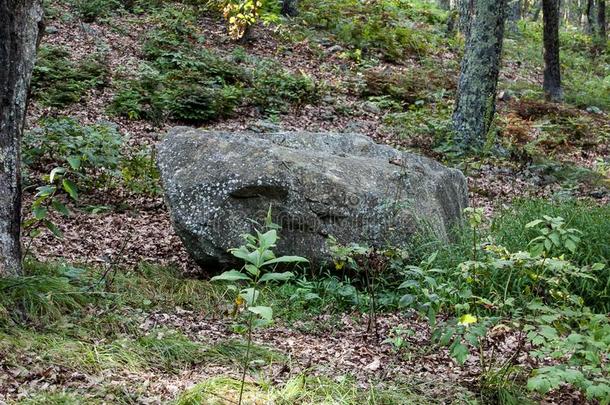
[0,0,44,276]
[453,0,508,149]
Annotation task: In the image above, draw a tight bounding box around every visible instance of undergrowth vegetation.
[31,45,109,108]
[3,201,609,403]
[300,0,450,61]
[109,3,318,124]
[11,0,610,403]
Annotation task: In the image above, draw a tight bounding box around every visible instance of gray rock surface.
[157,128,469,269]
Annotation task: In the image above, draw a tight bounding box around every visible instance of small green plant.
[23,117,123,189]
[71,0,124,22]
[211,212,307,404]
[23,117,160,196]
[525,304,610,403]
[31,46,109,107]
[525,215,583,257]
[300,0,443,61]
[22,167,79,257]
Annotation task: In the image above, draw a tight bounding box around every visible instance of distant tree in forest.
[598,0,607,45]
[281,0,298,16]
[542,0,563,101]
[0,0,44,276]
[452,0,507,150]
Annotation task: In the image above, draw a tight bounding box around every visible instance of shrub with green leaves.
[31,46,109,108]
[70,0,125,22]
[23,117,123,187]
[526,305,610,403]
[111,24,317,123]
[249,60,318,113]
[23,117,161,197]
[299,0,447,61]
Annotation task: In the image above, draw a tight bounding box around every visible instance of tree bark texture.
[453,0,507,149]
[598,0,607,42]
[281,0,299,17]
[0,0,43,275]
[458,0,475,37]
[543,0,563,101]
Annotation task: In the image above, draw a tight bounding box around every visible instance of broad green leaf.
[525,219,543,228]
[258,229,278,248]
[36,185,56,198]
[398,280,419,289]
[66,156,81,171]
[210,270,250,282]
[259,271,294,282]
[49,167,66,183]
[62,179,78,200]
[565,239,577,253]
[248,305,273,320]
[52,200,70,216]
[33,206,47,220]
[44,220,63,239]
[398,294,415,307]
[262,256,309,266]
[450,342,469,365]
[244,264,260,277]
[548,232,560,247]
[240,288,259,306]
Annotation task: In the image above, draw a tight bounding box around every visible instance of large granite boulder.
[157,128,468,269]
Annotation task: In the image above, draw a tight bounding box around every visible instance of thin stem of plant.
[239,309,254,405]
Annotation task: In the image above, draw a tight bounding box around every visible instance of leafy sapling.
[22,167,79,258]
[211,212,307,405]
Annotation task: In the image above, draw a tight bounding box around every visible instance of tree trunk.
[458,0,475,37]
[438,0,452,10]
[0,0,44,276]
[510,0,523,20]
[598,0,607,42]
[453,0,507,149]
[586,0,595,34]
[281,0,299,17]
[508,0,523,33]
[543,0,563,101]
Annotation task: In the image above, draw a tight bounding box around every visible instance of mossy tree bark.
[543,0,563,102]
[458,0,476,37]
[0,0,44,276]
[452,0,507,150]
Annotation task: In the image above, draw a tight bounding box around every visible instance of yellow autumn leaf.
[458,314,478,326]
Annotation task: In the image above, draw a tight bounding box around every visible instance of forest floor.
[2,1,609,404]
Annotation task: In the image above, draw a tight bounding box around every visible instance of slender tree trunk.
[453,0,508,149]
[532,0,543,19]
[598,0,607,42]
[586,0,596,33]
[0,0,44,276]
[281,0,299,17]
[543,0,563,101]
